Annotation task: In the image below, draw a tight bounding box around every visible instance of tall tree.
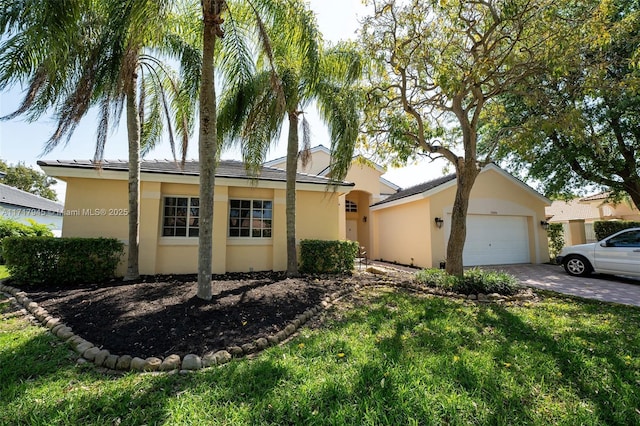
[195,0,301,297]
[360,0,569,276]
[485,0,640,209]
[0,0,198,280]
[218,3,362,276]
[0,160,58,201]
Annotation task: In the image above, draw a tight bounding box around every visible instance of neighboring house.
[0,183,64,236]
[369,164,551,268]
[264,145,400,254]
[546,192,640,244]
[38,159,353,275]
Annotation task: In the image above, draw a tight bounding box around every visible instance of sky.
[0,0,447,202]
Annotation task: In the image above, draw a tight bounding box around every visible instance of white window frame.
[228,199,273,238]
[345,200,358,213]
[161,196,200,238]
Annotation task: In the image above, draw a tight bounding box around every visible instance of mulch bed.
[25,271,391,359]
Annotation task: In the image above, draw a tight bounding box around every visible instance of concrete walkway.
[370,261,640,308]
[486,264,640,308]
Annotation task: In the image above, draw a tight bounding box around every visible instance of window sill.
[227,238,273,246]
[159,237,199,246]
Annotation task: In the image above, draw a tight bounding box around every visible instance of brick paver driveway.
[488,264,640,308]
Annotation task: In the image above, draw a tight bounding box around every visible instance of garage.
[461,215,530,266]
[369,164,549,269]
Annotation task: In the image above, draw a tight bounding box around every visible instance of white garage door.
[461,215,530,266]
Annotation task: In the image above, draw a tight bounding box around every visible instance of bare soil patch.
[26,270,405,358]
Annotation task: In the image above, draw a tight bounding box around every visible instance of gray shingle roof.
[37,159,354,187]
[372,174,456,207]
[0,183,64,213]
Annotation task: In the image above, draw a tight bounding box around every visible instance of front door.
[346,219,358,242]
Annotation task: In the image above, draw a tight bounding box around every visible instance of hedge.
[2,237,124,285]
[0,217,53,263]
[594,220,640,241]
[300,239,359,274]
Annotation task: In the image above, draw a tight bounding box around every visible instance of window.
[345,200,357,212]
[229,199,272,238]
[162,197,199,237]
[607,230,640,247]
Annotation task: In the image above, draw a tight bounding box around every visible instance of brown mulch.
[25,269,408,359]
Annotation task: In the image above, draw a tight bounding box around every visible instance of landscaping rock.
[366,266,387,275]
[116,355,133,371]
[228,346,243,357]
[267,335,280,345]
[75,341,94,355]
[467,294,477,300]
[201,352,217,368]
[67,335,84,347]
[160,354,181,371]
[83,347,101,361]
[94,350,111,366]
[214,350,232,365]
[255,338,269,350]
[488,293,502,300]
[130,357,146,371]
[284,324,296,335]
[477,293,488,301]
[103,354,119,370]
[27,301,39,312]
[144,357,162,371]
[34,309,48,321]
[57,327,74,340]
[241,343,256,354]
[51,324,65,335]
[182,354,202,370]
[45,317,61,329]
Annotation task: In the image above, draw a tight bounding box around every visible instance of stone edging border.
[0,275,537,374]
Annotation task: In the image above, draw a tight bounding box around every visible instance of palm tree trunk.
[124,73,140,281]
[196,1,220,300]
[286,112,299,277]
[445,162,479,277]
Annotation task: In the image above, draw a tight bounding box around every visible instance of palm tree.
[217,4,363,277]
[0,0,198,281]
[195,0,290,299]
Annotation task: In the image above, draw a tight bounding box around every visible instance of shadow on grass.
[3,288,639,425]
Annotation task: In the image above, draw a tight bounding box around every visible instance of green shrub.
[594,220,640,240]
[2,237,124,285]
[414,268,456,290]
[415,268,520,296]
[300,239,359,274]
[0,217,53,263]
[547,223,565,261]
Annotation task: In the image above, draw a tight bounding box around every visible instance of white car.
[557,227,640,277]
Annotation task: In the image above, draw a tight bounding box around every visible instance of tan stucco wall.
[371,168,549,268]
[344,190,372,251]
[268,149,332,176]
[60,176,342,275]
[345,164,383,201]
[371,197,432,267]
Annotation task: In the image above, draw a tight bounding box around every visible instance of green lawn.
[1,287,639,425]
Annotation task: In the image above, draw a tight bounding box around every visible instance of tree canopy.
[485,0,640,209]
[360,0,568,275]
[0,160,57,201]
